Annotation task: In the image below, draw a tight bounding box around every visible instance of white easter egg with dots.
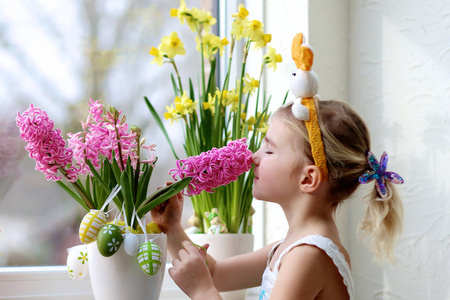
[66,244,89,280]
[136,241,162,276]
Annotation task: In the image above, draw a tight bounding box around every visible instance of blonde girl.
[151,33,403,299]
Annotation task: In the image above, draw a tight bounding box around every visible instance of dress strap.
[266,240,283,267]
[272,235,354,299]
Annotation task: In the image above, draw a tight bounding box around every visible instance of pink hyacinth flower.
[16,104,77,182]
[170,138,253,196]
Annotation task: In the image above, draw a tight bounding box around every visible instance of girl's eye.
[265,151,273,154]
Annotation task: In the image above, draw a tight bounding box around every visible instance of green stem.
[171,59,184,94]
[234,41,250,140]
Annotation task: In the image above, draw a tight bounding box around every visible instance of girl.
[151,34,404,299]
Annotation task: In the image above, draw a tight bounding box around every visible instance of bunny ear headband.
[288,33,404,198]
[288,33,328,180]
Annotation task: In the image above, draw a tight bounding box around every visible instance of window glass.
[0,0,218,266]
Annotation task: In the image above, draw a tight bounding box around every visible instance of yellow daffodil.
[164,104,179,124]
[149,46,164,66]
[243,20,264,41]
[253,33,272,50]
[203,93,216,114]
[231,18,248,41]
[197,34,229,58]
[160,32,186,59]
[224,88,239,110]
[196,9,217,33]
[232,4,249,20]
[212,36,229,57]
[170,0,190,24]
[247,115,256,125]
[264,46,282,71]
[175,91,198,116]
[257,122,269,134]
[243,73,259,95]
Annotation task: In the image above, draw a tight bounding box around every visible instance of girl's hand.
[169,241,221,299]
[150,182,184,233]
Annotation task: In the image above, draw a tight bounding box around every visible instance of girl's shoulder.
[276,235,354,299]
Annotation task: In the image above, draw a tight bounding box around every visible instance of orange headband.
[290,33,328,180]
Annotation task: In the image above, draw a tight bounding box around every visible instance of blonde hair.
[272,99,403,263]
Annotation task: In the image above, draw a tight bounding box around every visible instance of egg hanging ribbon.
[78,185,122,244]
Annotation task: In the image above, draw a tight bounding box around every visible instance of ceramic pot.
[88,233,167,300]
[189,233,254,300]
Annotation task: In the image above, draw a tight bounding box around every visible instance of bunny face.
[290,70,319,99]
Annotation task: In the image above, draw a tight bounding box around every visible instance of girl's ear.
[299,165,322,193]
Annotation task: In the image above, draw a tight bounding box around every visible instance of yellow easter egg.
[146,222,161,234]
[79,210,107,244]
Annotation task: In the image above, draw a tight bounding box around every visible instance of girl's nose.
[252,150,260,165]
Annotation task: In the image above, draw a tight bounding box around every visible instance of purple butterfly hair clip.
[358,151,404,199]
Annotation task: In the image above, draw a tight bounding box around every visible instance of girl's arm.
[151,189,274,295]
[169,239,273,298]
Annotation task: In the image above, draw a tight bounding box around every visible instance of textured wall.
[264,0,450,298]
[348,0,450,298]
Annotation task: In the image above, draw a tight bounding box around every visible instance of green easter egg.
[136,241,162,276]
[97,224,123,257]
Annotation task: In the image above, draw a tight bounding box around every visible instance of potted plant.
[16,99,190,300]
[146,1,283,235]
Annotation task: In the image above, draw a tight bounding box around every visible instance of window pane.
[0,0,217,267]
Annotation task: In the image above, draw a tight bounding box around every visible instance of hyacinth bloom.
[170,139,253,196]
[16,104,75,182]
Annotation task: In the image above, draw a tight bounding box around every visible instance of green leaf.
[170,73,179,96]
[144,96,179,160]
[135,163,154,208]
[136,177,191,217]
[86,160,111,194]
[55,180,90,212]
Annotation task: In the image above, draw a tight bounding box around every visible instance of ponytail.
[359,181,403,263]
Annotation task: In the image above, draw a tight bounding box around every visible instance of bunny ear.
[291,33,304,69]
[299,45,314,71]
[291,33,314,71]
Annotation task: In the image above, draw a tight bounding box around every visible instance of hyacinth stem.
[113,119,126,171]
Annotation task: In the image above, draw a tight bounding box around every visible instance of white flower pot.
[189,233,254,300]
[88,233,167,300]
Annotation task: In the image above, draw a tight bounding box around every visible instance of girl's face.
[252,118,306,203]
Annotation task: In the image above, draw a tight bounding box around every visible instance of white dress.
[259,234,354,300]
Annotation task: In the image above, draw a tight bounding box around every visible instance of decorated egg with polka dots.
[96,223,123,257]
[136,241,162,276]
[123,233,140,256]
[66,244,89,280]
[79,210,107,244]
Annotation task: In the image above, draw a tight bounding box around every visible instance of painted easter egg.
[136,241,162,276]
[97,224,123,257]
[123,232,139,256]
[67,244,89,280]
[79,210,107,244]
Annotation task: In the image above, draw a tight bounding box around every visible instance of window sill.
[0,265,260,299]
